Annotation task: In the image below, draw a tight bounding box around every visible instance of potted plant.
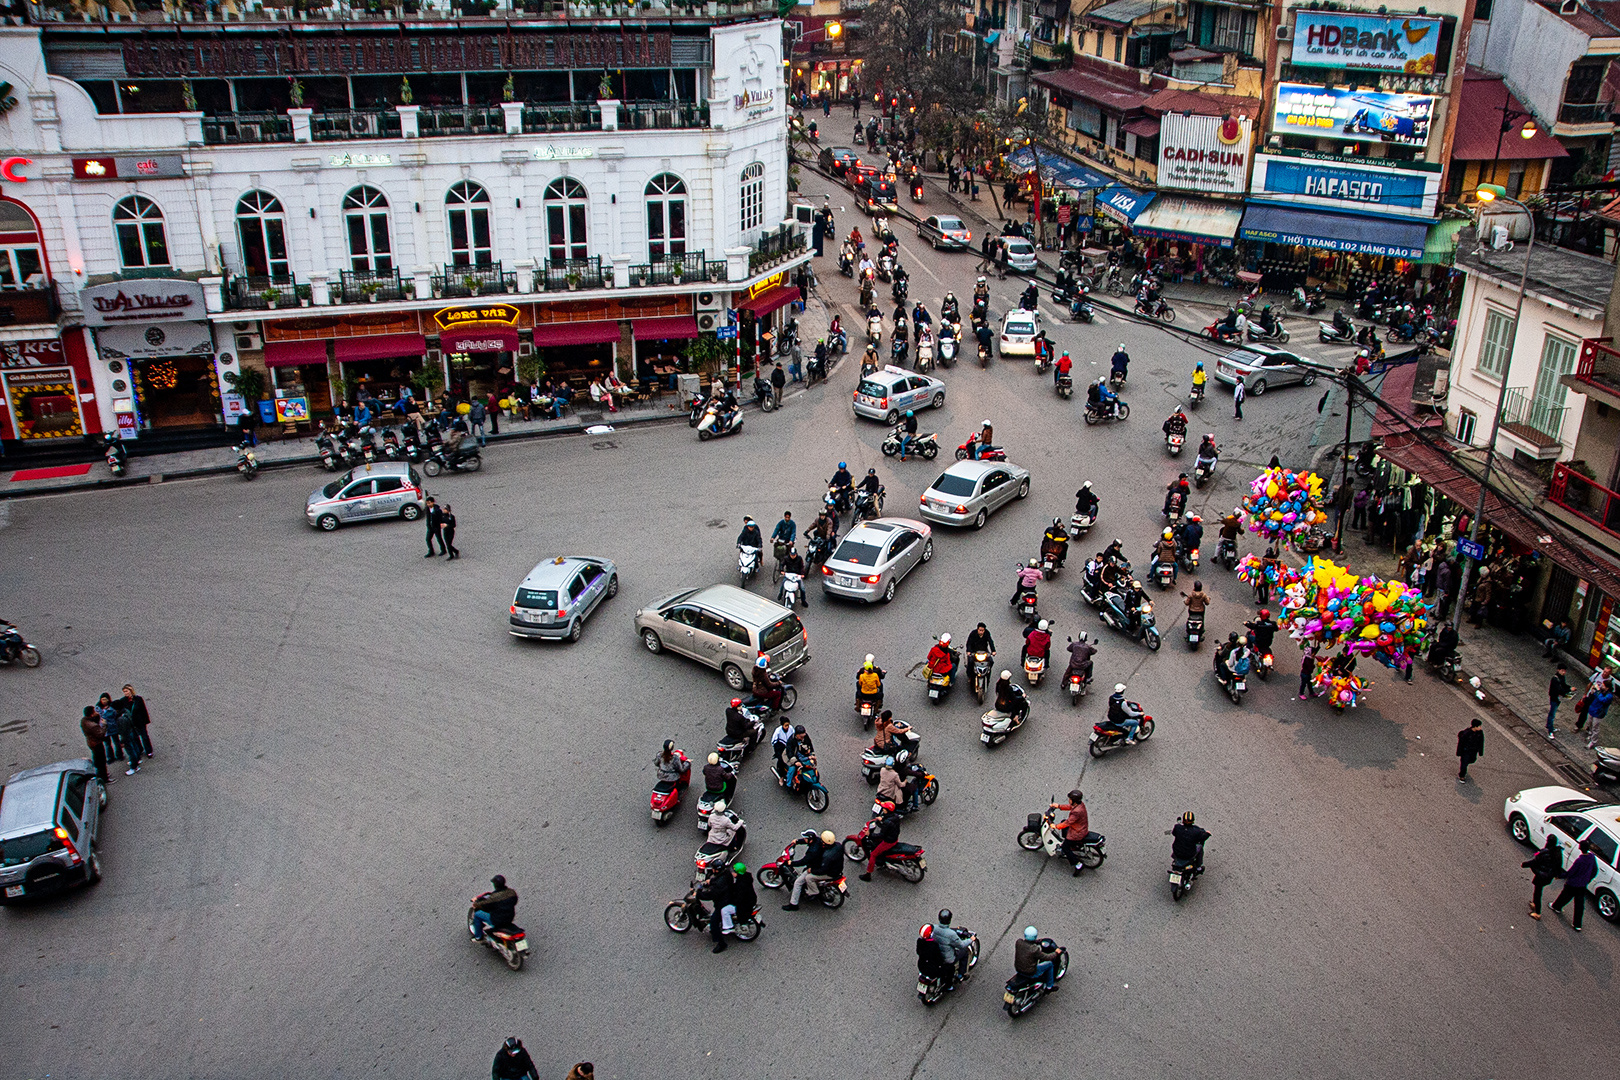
[403,279,416,298]
[360,280,381,302]
[261,286,282,309]
[289,77,305,107]
[502,73,515,102]
[597,71,614,101]
[223,366,267,416]
[463,274,480,296]
[566,271,581,291]
[670,261,682,286]
[296,283,312,306]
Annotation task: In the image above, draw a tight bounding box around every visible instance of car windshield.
[1007,241,1033,254]
[938,218,965,230]
[857,380,889,398]
[0,830,58,867]
[515,588,558,610]
[833,541,884,566]
[1548,799,1607,813]
[322,480,344,498]
[932,472,979,497]
[761,614,804,652]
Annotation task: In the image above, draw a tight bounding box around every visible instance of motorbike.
[852,485,884,522]
[1246,319,1290,344]
[1033,348,1049,376]
[695,777,735,831]
[867,315,883,346]
[1166,431,1185,456]
[315,427,340,470]
[861,720,920,781]
[1189,381,1205,408]
[916,339,935,373]
[877,254,895,283]
[1216,536,1239,571]
[855,687,882,729]
[737,544,762,585]
[1177,542,1200,575]
[1022,648,1048,687]
[1165,491,1187,521]
[1018,804,1107,870]
[893,277,909,305]
[1083,399,1130,425]
[971,650,994,704]
[0,626,43,668]
[1193,457,1216,488]
[956,438,1006,462]
[1218,660,1248,704]
[1203,320,1243,344]
[696,402,744,441]
[1014,586,1039,626]
[468,900,529,970]
[838,250,854,277]
[233,442,260,480]
[843,820,926,882]
[1069,511,1094,539]
[1065,662,1091,704]
[740,683,797,726]
[1135,296,1175,323]
[1318,313,1357,344]
[917,928,979,1005]
[1003,941,1069,1017]
[1184,611,1204,649]
[926,662,955,704]
[422,443,482,476]
[1592,745,1620,787]
[1089,708,1155,757]
[977,341,993,368]
[686,392,710,428]
[1291,284,1327,313]
[938,333,959,367]
[755,835,848,908]
[379,427,403,460]
[911,180,925,204]
[770,754,830,812]
[1153,557,1176,590]
[104,437,128,478]
[664,882,764,940]
[1098,591,1161,651]
[694,818,748,877]
[1170,849,1204,902]
[650,758,690,826]
[715,718,765,769]
[779,572,806,609]
[1055,372,1073,399]
[890,336,909,366]
[980,702,1028,746]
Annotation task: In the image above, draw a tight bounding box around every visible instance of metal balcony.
[542,257,606,291]
[312,110,403,141]
[1499,386,1567,457]
[339,268,406,303]
[432,262,516,299]
[1548,462,1620,541]
[224,273,301,311]
[202,112,296,145]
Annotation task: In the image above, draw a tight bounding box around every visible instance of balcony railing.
[417,105,506,137]
[313,110,403,141]
[1500,386,1567,450]
[521,104,600,133]
[542,257,606,291]
[202,112,296,145]
[1558,101,1612,124]
[1548,462,1620,540]
[339,268,406,303]
[626,252,727,287]
[749,225,806,274]
[27,0,775,25]
[432,262,516,299]
[1572,337,1620,398]
[0,284,61,327]
[617,100,710,131]
[225,272,301,311]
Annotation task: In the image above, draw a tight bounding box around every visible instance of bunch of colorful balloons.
[1277,556,1434,669]
[1313,666,1369,710]
[1237,553,1284,591]
[1242,467,1330,545]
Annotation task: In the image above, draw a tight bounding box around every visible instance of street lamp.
[1452,183,1535,631]
[1487,90,1538,196]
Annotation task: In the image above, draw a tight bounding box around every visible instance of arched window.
[342,186,392,274]
[544,178,588,264]
[113,195,169,270]
[739,162,766,234]
[236,191,289,279]
[645,173,686,261]
[0,201,44,289]
[446,181,492,267]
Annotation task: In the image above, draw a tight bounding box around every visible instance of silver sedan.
[918,460,1031,529]
[820,518,934,603]
[1212,347,1320,395]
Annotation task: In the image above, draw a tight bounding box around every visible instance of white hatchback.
[999,310,1042,357]
[1504,785,1620,922]
[1002,237,1039,274]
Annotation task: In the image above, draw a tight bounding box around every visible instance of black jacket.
[965,627,995,654]
[1456,727,1484,764]
[725,706,753,742]
[492,1045,539,1080]
[727,871,757,912]
[817,842,846,877]
[738,523,763,548]
[1523,844,1562,883]
[1550,673,1571,702]
[124,694,151,728]
[1171,823,1209,862]
[475,887,518,926]
[874,811,903,843]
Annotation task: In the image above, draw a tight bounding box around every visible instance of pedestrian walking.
[1232,379,1245,420]
[566,1064,595,1080]
[1351,487,1370,530]
[1550,841,1599,930]
[1584,685,1614,750]
[424,496,446,557]
[1547,664,1572,737]
[81,705,110,785]
[1299,647,1317,699]
[122,684,153,758]
[1455,718,1484,781]
[238,404,260,447]
[853,95,860,119]
[468,396,488,447]
[1524,835,1562,919]
[442,504,459,560]
[770,362,785,406]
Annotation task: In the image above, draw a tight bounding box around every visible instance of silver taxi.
[509,556,619,642]
[306,462,426,531]
[852,364,946,425]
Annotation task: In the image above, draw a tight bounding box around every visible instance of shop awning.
[1239,204,1428,260]
[1129,196,1243,247]
[1005,147,1112,192]
[440,326,520,354]
[737,285,801,318]
[632,315,701,341]
[334,333,427,364]
[263,340,329,368]
[531,321,622,347]
[1123,117,1160,138]
[1096,182,1154,224]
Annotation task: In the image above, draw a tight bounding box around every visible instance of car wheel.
[606,574,619,599]
[885,409,900,425]
[317,514,339,531]
[1016,479,1029,499]
[931,392,945,409]
[1301,372,1317,387]
[400,503,422,521]
[920,540,933,563]
[722,663,747,691]
[1597,888,1620,922]
[566,620,582,643]
[882,579,897,603]
[641,629,663,654]
[1250,379,1267,396]
[86,851,102,885]
[1507,813,1531,845]
[973,508,988,529]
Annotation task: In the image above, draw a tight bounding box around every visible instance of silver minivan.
[306,462,427,531]
[633,584,811,690]
[0,759,106,904]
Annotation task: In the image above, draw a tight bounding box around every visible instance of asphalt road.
[3,174,1616,1080]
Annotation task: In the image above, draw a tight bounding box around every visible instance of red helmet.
[1259,609,1270,620]
[880,801,896,812]
[730,698,742,707]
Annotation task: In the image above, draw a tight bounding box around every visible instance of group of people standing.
[78,685,154,783]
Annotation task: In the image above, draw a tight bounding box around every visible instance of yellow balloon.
[1267,482,1280,498]
[1372,595,1390,613]
[1270,510,1284,521]
[1360,624,1380,639]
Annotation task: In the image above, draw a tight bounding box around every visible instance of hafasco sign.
[1252,153,1439,218]
[1157,113,1252,194]
[1273,84,1433,147]
[1290,11,1443,74]
[433,304,521,332]
[80,279,207,326]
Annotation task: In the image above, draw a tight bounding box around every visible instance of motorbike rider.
[1015,926,1060,991]
[751,656,785,712]
[829,462,855,507]
[1217,634,1253,689]
[899,409,920,460]
[1177,514,1205,559]
[1041,519,1070,568]
[784,830,843,910]
[1181,581,1211,627]
[876,755,906,806]
[1256,304,1280,336]
[1191,360,1207,395]
[1074,481,1099,520]
[1172,811,1210,873]
[1107,684,1143,743]
[858,467,883,499]
[941,292,959,322]
[933,909,971,983]
[703,751,738,804]
[1429,622,1460,667]
[1088,378,1121,419]
[1120,577,1150,632]
[993,670,1031,725]
[1011,557,1045,606]
[856,654,886,710]
[1163,474,1191,516]
[1163,407,1188,439]
[1332,308,1354,337]
[769,715,795,770]
[1218,508,1243,555]
[1021,619,1053,667]
[702,860,756,952]
[492,1037,540,1080]
[1054,349,1073,387]
[1195,435,1219,476]
[1065,631,1097,684]
[771,511,796,553]
[781,724,816,790]
[705,799,743,853]
[724,698,757,750]
[737,515,763,551]
[1019,282,1039,311]
[1152,529,1179,576]
[927,633,960,680]
[859,801,905,880]
[972,276,989,308]
[1109,344,1130,383]
[1245,609,1279,661]
[1050,789,1093,876]
[975,320,994,361]
[777,546,806,604]
[654,740,691,788]
[470,874,519,941]
[967,420,997,460]
[912,301,932,333]
[1101,538,1129,573]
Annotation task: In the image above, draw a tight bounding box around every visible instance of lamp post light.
[1452,183,1535,632]
[1487,89,1538,197]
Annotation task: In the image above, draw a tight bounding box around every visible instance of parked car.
[305,462,426,531]
[0,759,105,904]
[918,460,1031,529]
[917,215,972,250]
[1212,347,1320,395]
[634,585,810,691]
[1001,236,1039,274]
[509,556,619,642]
[1504,786,1620,921]
[852,364,947,424]
[999,310,1042,357]
[821,518,934,603]
[819,146,861,177]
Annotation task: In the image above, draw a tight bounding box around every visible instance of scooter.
[0,626,42,668]
[1170,847,1204,902]
[779,572,806,609]
[977,342,992,368]
[1246,319,1290,344]
[1178,543,1200,575]
[1083,398,1130,425]
[861,720,919,782]
[842,820,926,882]
[980,702,1028,746]
[697,402,744,441]
[1022,648,1048,687]
[233,442,260,480]
[916,339,934,373]
[1018,803,1106,870]
[1098,592,1161,651]
[770,754,830,812]
[695,777,735,831]
[938,335,959,367]
[1065,662,1091,704]
[926,656,956,704]
[423,442,482,476]
[1203,319,1243,344]
[737,543,761,585]
[104,437,128,477]
[1014,587,1039,626]
[1592,745,1620,787]
[1089,709,1154,757]
[1135,296,1175,323]
[664,882,764,940]
[468,899,529,970]
[1189,381,1205,408]
[971,650,994,703]
[1153,557,1176,590]
[867,315,883,346]
[1069,511,1094,539]
[1055,372,1074,399]
[1216,536,1239,571]
[755,834,848,908]
[650,757,691,826]
[1318,313,1357,344]
[694,819,748,878]
[955,437,1006,462]
[917,928,979,1005]
[1185,611,1204,649]
[1003,940,1069,1017]
[852,485,884,522]
[1166,431,1185,456]
[315,427,340,470]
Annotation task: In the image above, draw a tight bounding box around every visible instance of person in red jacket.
[1054,350,1073,386]
[1050,789,1092,876]
[926,633,959,680]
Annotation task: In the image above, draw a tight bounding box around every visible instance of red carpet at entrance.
[10,463,94,481]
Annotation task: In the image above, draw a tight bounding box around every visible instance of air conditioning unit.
[793,203,815,226]
[697,311,720,332]
[695,289,723,333]
[1275,24,1291,42]
[235,332,262,352]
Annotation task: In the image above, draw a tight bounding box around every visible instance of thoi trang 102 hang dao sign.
[1289,11,1444,74]
[1156,113,1252,195]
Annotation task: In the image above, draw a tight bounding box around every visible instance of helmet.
[504,1037,522,1053]
[905,410,914,418]
[977,276,986,284]
[713,800,727,814]
[1190,514,1201,523]
[1237,635,1248,646]
[743,514,754,522]
[1178,473,1189,480]
[1259,609,1271,620]
[1111,539,1123,548]
[1228,632,1239,643]
[756,656,768,668]
[884,756,896,767]
[1028,558,1039,568]
[940,633,951,644]
[1000,669,1012,680]
[821,830,836,845]
[868,467,877,475]
[1163,529,1174,539]
[863,655,876,668]
[1053,517,1063,528]
[983,419,993,428]
[937,908,954,925]
[662,739,675,754]
[1023,926,1039,942]
[1114,683,1126,694]
[1196,360,1204,369]
[1118,343,1126,351]
[920,924,934,940]
[1129,579,1142,590]
[730,698,742,708]
[1077,631,1089,643]
[492,874,507,889]
[1037,619,1049,631]
[1068,789,1084,803]
[1081,481,1093,490]
[1181,811,1196,825]
[733,862,747,874]
[707,752,720,765]
[839,461,848,469]
[794,724,806,735]
[880,800,896,812]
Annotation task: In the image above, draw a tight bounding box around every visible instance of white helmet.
[864,653,875,664]
[1118,343,1126,351]
[713,800,727,814]
[1081,480,1093,490]
[1114,683,1127,693]
[1037,619,1049,631]
[707,752,720,765]
[1077,631,1089,643]
[939,633,951,644]
[1000,669,1013,680]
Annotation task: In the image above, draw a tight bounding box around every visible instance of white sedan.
[1504,785,1620,922]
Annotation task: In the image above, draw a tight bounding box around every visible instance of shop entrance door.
[135,355,219,429]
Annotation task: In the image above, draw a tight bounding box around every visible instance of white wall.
[1471,0,1591,121]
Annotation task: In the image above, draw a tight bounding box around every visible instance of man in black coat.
[1523,835,1562,919]
[424,496,446,557]
[1455,718,1484,782]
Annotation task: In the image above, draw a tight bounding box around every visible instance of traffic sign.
[1456,538,1485,561]
[715,326,738,340]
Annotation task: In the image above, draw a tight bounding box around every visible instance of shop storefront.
[434,303,522,400]
[261,311,423,410]
[1,357,83,441]
[735,274,800,368]
[335,333,426,401]
[631,315,700,386]
[262,339,332,426]
[83,279,220,433]
[1238,203,1430,292]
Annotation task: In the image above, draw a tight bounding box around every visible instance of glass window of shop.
[271,363,333,421]
[536,342,615,387]
[446,183,494,267]
[133,355,220,430]
[341,356,421,404]
[344,187,393,274]
[114,196,170,270]
[447,349,515,402]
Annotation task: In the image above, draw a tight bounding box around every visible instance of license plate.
[1003,991,1017,1004]
[515,939,529,951]
[1089,732,1099,742]
[4,885,22,898]
[918,859,926,869]
[836,575,855,588]
[980,732,991,742]
[858,395,878,406]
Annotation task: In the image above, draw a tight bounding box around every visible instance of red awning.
[263,340,329,368]
[1033,66,1151,113]
[1451,69,1569,161]
[334,333,427,364]
[440,326,519,353]
[632,315,701,341]
[531,321,621,347]
[737,285,801,318]
[1124,117,1161,138]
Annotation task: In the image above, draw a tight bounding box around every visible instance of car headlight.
[1507,792,1521,803]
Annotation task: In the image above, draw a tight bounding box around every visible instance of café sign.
[433,303,522,331]
[72,154,187,180]
[80,279,207,327]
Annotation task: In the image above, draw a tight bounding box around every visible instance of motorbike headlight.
[1141,602,1153,614]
